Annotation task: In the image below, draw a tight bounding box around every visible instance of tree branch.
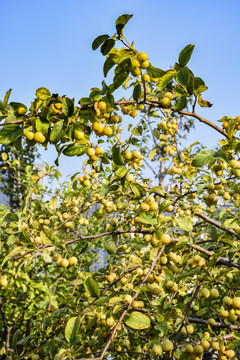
[78,246,165,360]
[171,283,202,360]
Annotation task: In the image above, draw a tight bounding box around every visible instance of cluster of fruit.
[137,195,159,213]
[143,233,171,247]
[219,296,240,324]
[184,340,235,359]
[86,146,104,163]
[131,52,150,81]
[160,92,174,108]
[24,129,46,143]
[167,162,183,175]
[222,115,240,131]
[187,255,206,268]
[124,150,143,168]
[53,253,78,268]
[100,199,117,213]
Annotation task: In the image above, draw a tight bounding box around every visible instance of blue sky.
[1,0,240,181]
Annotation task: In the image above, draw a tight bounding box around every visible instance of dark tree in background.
[0,140,40,210]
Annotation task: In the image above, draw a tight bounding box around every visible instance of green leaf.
[154,321,167,337]
[0,125,21,144]
[36,87,51,100]
[176,67,190,86]
[50,121,64,143]
[1,246,23,268]
[54,349,67,360]
[115,14,133,36]
[49,196,58,209]
[40,228,55,245]
[42,252,52,263]
[12,329,20,351]
[174,216,193,232]
[101,39,115,56]
[178,44,195,67]
[157,70,176,91]
[115,166,128,178]
[133,84,141,101]
[3,89,12,106]
[158,200,172,214]
[233,330,240,340]
[198,94,213,107]
[136,212,158,225]
[132,126,142,136]
[35,118,49,134]
[149,147,157,160]
[85,276,100,298]
[174,95,187,111]
[65,316,81,345]
[179,352,191,360]
[63,143,88,157]
[62,97,74,117]
[191,150,214,167]
[131,182,146,199]
[125,311,151,329]
[103,56,116,77]
[4,213,19,222]
[112,146,125,165]
[92,34,110,50]
[147,64,165,79]
[78,97,93,107]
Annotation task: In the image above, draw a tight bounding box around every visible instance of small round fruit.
[185,345,194,353]
[95,146,104,156]
[106,317,115,327]
[131,59,140,68]
[162,340,173,352]
[126,174,134,182]
[193,345,203,355]
[207,318,216,326]
[223,296,232,306]
[232,297,240,308]
[68,257,78,266]
[124,294,132,303]
[140,202,150,212]
[142,73,150,82]
[152,344,162,356]
[53,253,61,261]
[137,104,145,110]
[86,148,95,157]
[18,107,27,116]
[210,288,219,298]
[201,288,210,299]
[228,313,238,323]
[0,277,8,288]
[201,340,210,351]
[61,259,69,268]
[31,355,40,360]
[102,126,113,136]
[161,97,171,107]
[97,101,107,110]
[141,60,149,69]
[161,234,171,244]
[137,52,148,62]
[74,130,84,140]
[187,324,194,334]
[34,132,45,143]
[54,102,62,110]
[131,300,139,309]
[24,131,34,140]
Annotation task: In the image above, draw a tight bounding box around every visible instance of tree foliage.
[0,14,240,360]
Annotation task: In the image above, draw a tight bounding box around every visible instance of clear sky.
[1,0,240,182]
